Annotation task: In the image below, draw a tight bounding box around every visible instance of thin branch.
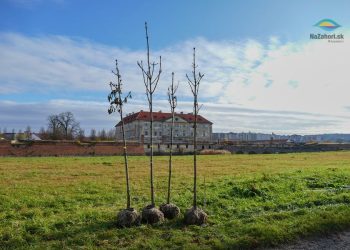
[137,61,151,79]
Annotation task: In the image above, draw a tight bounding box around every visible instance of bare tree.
[47,112,80,140]
[137,22,162,207]
[107,128,116,140]
[108,59,139,227]
[137,22,164,224]
[184,47,208,225]
[187,48,203,209]
[99,129,107,141]
[167,72,178,204]
[57,112,80,139]
[77,129,85,141]
[90,129,97,141]
[160,72,181,219]
[47,114,62,140]
[39,127,49,140]
[25,125,31,139]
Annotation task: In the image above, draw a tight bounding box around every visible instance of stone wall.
[217,143,350,154]
[0,140,144,157]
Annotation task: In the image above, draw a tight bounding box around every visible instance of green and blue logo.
[314,19,341,31]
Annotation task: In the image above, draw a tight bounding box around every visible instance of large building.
[116,110,213,144]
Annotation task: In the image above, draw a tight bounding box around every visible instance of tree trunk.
[150,94,155,206]
[167,109,174,204]
[193,95,198,208]
[119,94,131,209]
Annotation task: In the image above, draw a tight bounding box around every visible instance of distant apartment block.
[213,132,284,142]
[116,110,213,144]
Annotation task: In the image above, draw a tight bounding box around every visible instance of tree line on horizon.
[0,112,117,142]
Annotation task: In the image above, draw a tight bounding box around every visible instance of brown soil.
[141,205,164,224]
[116,208,141,227]
[184,207,208,225]
[159,203,181,219]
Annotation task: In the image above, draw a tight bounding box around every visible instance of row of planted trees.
[108,22,207,227]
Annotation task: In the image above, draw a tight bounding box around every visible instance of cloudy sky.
[1,0,350,134]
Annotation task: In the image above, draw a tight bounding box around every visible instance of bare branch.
[137,60,151,79]
[186,74,194,86]
[151,56,162,92]
[198,104,203,113]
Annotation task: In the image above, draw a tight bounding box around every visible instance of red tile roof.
[117,111,212,126]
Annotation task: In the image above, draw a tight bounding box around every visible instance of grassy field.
[0,151,350,249]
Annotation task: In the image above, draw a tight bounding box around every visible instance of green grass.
[0,151,350,249]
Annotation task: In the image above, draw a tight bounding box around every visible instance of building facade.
[116,110,213,144]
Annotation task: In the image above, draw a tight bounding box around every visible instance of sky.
[1,0,350,135]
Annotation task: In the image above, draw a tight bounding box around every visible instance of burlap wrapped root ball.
[159,203,180,219]
[184,207,208,225]
[142,205,164,224]
[116,208,141,227]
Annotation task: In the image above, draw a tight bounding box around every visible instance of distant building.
[1,132,42,141]
[116,110,213,144]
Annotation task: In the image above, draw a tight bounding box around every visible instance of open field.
[1,152,350,249]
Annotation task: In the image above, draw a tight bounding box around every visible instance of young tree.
[137,22,164,224]
[108,59,139,227]
[184,47,208,225]
[160,72,180,219]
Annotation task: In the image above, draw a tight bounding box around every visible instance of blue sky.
[2,0,350,48]
[1,0,350,134]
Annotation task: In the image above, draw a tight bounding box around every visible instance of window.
[186,144,188,149]
[154,131,157,136]
[145,131,148,136]
[177,144,180,149]
[159,132,162,136]
[158,144,160,149]
[147,144,150,148]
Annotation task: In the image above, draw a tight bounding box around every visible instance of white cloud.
[0,32,350,134]
[0,99,348,135]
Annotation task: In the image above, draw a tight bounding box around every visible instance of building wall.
[117,119,212,143]
[143,142,214,154]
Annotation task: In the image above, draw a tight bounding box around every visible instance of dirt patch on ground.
[265,230,350,250]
